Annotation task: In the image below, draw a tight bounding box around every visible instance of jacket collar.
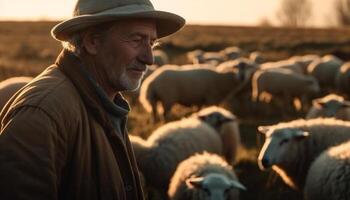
[55,50,129,130]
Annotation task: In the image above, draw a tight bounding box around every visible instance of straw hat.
[51,0,185,41]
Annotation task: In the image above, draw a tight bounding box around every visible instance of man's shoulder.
[9,65,84,116]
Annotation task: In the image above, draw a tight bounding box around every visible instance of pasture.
[1,21,350,200]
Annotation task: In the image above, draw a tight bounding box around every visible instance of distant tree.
[276,0,312,27]
[334,0,350,26]
[258,17,273,27]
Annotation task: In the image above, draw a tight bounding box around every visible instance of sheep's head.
[257,126,309,170]
[312,97,350,118]
[186,173,246,200]
[195,106,236,131]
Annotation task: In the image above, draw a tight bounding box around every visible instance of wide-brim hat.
[51,0,186,41]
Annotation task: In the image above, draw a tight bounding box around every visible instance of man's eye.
[132,38,142,43]
[131,38,142,45]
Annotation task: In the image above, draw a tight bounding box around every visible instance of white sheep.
[306,94,350,120]
[168,152,246,200]
[121,64,176,105]
[288,54,321,74]
[130,106,241,193]
[304,140,350,200]
[216,58,258,82]
[220,46,242,60]
[257,118,350,191]
[249,51,265,64]
[335,61,350,98]
[251,68,320,112]
[260,60,305,74]
[0,76,33,110]
[186,49,225,65]
[307,54,343,91]
[197,52,226,66]
[187,49,204,64]
[191,106,241,164]
[153,49,169,67]
[139,65,243,122]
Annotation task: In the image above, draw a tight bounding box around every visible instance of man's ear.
[81,30,100,55]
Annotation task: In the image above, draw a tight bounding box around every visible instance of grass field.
[1,21,349,199]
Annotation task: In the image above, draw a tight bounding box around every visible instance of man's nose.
[139,44,154,65]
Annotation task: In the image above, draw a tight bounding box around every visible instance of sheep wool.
[304,140,350,200]
[130,106,241,194]
[257,118,350,191]
[0,76,33,110]
[168,152,245,200]
[306,93,350,120]
[193,106,241,164]
[139,65,242,122]
[251,68,320,103]
[130,118,223,191]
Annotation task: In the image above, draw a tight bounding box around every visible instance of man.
[0,0,185,199]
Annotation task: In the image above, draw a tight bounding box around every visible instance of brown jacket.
[0,50,144,200]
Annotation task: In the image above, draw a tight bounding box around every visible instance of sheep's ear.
[186,177,203,188]
[318,102,327,107]
[257,126,270,134]
[294,130,309,140]
[230,180,247,191]
[313,99,324,108]
[197,114,207,121]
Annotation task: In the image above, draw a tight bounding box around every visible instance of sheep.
[168,152,246,200]
[216,58,258,82]
[257,118,350,191]
[307,54,343,92]
[186,49,225,65]
[288,54,321,74]
[0,76,33,110]
[335,61,350,98]
[187,49,204,64]
[139,65,244,122]
[259,60,305,74]
[153,49,169,67]
[304,140,350,200]
[197,52,226,66]
[251,68,320,113]
[215,58,259,113]
[190,106,241,164]
[249,51,265,64]
[220,46,242,60]
[181,63,216,69]
[121,64,177,105]
[130,106,241,194]
[306,94,350,120]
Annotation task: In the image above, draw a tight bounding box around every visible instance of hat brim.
[51,4,185,41]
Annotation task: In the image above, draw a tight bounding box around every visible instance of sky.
[0,0,338,27]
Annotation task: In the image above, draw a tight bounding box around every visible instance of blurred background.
[1,0,350,199]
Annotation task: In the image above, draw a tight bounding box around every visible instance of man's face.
[94,19,157,92]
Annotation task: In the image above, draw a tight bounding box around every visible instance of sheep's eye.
[279,138,289,145]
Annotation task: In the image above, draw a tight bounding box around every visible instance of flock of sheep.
[137,46,350,199]
[1,45,350,200]
[140,47,350,122]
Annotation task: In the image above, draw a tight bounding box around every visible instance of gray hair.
[62,32,84,55]
[61,21,117,56]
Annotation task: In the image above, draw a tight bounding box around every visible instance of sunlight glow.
[0,0,336,26]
